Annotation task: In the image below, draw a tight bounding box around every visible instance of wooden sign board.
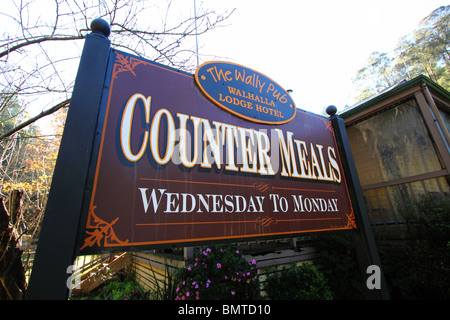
[77,50,356,254]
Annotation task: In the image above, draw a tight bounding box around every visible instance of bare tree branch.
[0,0,234,138]
[0,99,70,141]
[0,35,86,59]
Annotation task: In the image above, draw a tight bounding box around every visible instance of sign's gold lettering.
[119,93,341,183]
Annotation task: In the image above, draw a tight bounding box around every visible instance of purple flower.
[251,259,257,265]
[217,263,222,269]
[231,291,236,295]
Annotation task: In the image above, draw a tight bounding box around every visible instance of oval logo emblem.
[195,61,296,125]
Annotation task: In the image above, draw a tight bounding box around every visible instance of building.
[340,75,450,241]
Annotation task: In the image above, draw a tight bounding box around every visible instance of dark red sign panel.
[78,50,356,254]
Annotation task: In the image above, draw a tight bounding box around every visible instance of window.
[347,99,442,187]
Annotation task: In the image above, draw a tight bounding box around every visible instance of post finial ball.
[326,105,337,116]
[90,18,111,38]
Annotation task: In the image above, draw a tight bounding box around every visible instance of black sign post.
[327,105,389,300]
[26,20,112,300]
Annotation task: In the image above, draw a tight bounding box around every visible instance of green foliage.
[72,278,149,300]
[97,279,149,300]
[353,5,449,102]
[70,271,149,300]
[381,193,450,299]
[265,262,333,300]
[414,193,450,247]
[174,246,260,300]
[315,232,366,299]
[149,261,177,300]
[312,193,449,299]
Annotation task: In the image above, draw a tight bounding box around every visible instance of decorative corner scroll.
[112,52,151,79]
[345,208,357,229]
[79,206,129,251]
[321,118,335,137]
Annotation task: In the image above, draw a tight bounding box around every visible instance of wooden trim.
[361,170,448,191]
[343,86,422,126]
[432,94,450,113]
[415,91,450,172]
[422,84,450,145]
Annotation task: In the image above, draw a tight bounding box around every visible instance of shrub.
[98,279,149,300]
[381,193,450,299]
[413,193,450,247]
[72,278,149,300]
[265,262,333,300]
[174,246,260,300]
[315,232,365,299]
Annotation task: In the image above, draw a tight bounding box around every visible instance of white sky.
[196,0,449,114]
[2,0,448,122]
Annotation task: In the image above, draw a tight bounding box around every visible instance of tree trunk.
[0,190,26,300]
